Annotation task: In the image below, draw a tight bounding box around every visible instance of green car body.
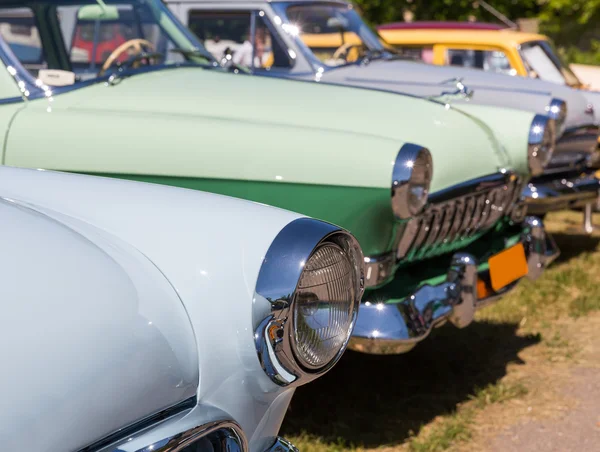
[6,69,525,249]
[0,0,558,354]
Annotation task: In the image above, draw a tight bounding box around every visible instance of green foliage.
[353,0,540,26]
[559,41,600,65]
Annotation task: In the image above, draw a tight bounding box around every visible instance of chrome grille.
[397,172,522,261]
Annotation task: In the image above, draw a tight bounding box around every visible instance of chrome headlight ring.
[545,98,567,131]
[254,218,365,387]
[528,114,556,177]
[392,143,433,220]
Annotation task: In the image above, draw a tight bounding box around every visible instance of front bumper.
[349,217,558,355]
[524,170,600,215]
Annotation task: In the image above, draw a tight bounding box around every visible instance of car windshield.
[272,2,393,68]
[0,0,216,89]
[520,40,581,87]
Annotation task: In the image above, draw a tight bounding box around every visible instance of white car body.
[0,167,362,452]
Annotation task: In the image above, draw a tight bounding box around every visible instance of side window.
[445,48,516,76]
[188,10,251,64]
[254,15,291,70]
[0,8,47,75]
[392,45,434,63]
[187,10,291,70]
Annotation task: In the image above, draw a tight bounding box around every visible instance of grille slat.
[400,173,522,261]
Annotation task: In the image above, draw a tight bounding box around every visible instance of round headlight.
[545,98,567,130]
[293,241,357,369]
[528,114,556,177]
[254,219,364,386]
[392,143,433,219]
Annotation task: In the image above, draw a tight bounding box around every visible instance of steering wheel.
[99,39,156,77]
[331,42,360,62]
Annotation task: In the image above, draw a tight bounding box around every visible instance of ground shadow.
[551,232,600,265]
[280,321,540,448]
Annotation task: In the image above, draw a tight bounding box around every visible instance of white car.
[0,167,364,452]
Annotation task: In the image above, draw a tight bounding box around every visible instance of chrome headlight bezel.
[545,98,567,131]
[528,114,556,177]
[392,144,433,219]
[254,218,364,387]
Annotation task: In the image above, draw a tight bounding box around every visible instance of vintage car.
[167,0,600,225]
[0,166,365,452]
[377,21,600,145]
[0,0,557,354]
[377,21,592,89]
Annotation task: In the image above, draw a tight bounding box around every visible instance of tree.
[353,0,540,26]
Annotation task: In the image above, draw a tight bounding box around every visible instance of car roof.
[377,26,549,48]
[378,21,506,31]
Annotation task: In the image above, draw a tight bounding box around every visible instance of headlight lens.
[392,144,433,219]
[293,242,356,369]
[528,114,556,176]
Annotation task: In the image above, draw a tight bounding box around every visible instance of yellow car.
[377,21,584,88]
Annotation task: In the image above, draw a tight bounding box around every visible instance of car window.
[188,10,250,63]
[187,9,291,70]
[392,45,434,63]
[520,42,568,85]
[0,0,211,89]
[0,8,46,73]
[57,4,184,80]
[445,48,516,76]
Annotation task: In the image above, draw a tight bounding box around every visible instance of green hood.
[7,68,510,193]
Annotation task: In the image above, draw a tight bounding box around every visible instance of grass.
[280,211,600,452]
[408,382,528,452]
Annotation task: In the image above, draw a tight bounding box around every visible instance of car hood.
[38,67,509,192]
[320,59,595,133]
[0,196,198,452]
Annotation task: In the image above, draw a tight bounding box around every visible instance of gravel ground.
[488,366,600,451]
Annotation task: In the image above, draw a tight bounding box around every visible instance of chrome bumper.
[349,217,559,355]
[524,171,600,215]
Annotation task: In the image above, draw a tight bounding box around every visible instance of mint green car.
[0,0,558,354]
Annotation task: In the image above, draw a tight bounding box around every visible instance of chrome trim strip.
[79,398,197,452]
[0,96,24,104]
[350,217,559,355]
[123,420,248,452]
[254,218,364,386]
